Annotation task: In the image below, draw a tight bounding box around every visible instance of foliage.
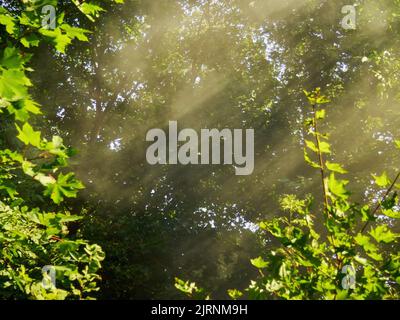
[0,201,104,299]
[176,89,400,300]
[174,277,210,300]
[3,0,400,299]
[0,0,122,299]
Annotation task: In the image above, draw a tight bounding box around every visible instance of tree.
[0,0,122,299]
[177,89,400,299]
[13,0,400,299]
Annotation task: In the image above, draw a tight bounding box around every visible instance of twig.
[312,104,329,214]
[361,171,400,233]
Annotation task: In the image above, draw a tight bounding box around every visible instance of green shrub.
[0,0,122,299]
[0,201,104,299]
[176,88,400,300]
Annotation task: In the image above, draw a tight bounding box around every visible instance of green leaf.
[1,47,24,69]
[44,135,67,157]
[355,233,382,261]
[60,24,90,42]
[0,69,31,101]
[44,173,84,204]
[57,214,83,223]
[34,173,56,186]
[304,149,320,168]
[373,172,390,187]
[366,251,383,261]
[250,256,269,269]
[40,28,72,53]
[20,34,40,48]
[174,278,203,296]
[328,173,349,199]
[73,1,105,22]
[303,88,330,105]
[360,205,375,222]
[22,160,35,176]
[354,255,367,265]
[319,141,331,154]
[227,289,243,300]
[0,185,18,198]
[316,96,330,104]
[305,140,318,152]
[326,161,347,174]
[16,122,41,147]
[369,225,397,244]
[7,99,41,121]
[381,209,400,219]
[0,13,16,35]
[259,219,283,238]
[335,290,348,300]
[22,99,41,115]
[19,12,40,28]
[52,136,63,148]
[316,109,326,119]
[353,233,369,247]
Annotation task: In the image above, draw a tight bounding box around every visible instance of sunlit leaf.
[373,172,391,187]
[369,225,397,244]
[326,162,347,174]
[250,256,269,269]
[305,140,318,152]
[328,173,349,199]
[16,122,41,147]
[319,141,331,154]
